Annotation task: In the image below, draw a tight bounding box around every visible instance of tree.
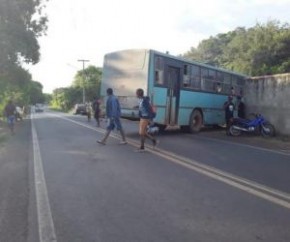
[0,0,49,114]
[72,65,102,102]
[183,20,290,76]
[0,0,48,69]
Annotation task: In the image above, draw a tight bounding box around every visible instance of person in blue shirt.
[97,88,127,145]
[135,88,158,152]
[4,99,16,135]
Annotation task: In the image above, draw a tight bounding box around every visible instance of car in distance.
[74,104,87,115]
[35,103,44,112]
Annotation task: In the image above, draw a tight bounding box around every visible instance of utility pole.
[77,59,90,103]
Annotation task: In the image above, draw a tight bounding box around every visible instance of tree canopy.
[0,0,48,112]
[50,66,102,111]
[0,0,48,68]
[183,20,290,76]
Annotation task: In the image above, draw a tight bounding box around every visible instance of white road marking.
[31,115,57,242]
[49,112,290,209]
[149,148,290,209]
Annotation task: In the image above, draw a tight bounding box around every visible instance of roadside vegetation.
[50,66,102,112]
[0,0,49,118]
[183,20,290,76]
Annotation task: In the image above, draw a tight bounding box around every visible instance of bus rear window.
[105,49,147,70]
[155,56,165,85]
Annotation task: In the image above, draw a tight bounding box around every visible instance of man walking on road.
[135,88,158,152]
[4,99,16,135]
[97,88,127,145]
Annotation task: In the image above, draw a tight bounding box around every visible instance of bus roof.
[104,48,248,78]
[150,49,248,78]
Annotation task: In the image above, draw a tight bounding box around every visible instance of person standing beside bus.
[97,88,127,145]
[135,88,158,152]
[223,96,235,135]
[237,96,246,119]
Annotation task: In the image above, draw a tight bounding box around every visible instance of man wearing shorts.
[97,88,127,145]
[135,88,158,152]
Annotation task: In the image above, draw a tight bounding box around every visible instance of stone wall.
[244,73,290,135]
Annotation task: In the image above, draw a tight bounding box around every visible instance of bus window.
[231,86,236,96]
[224,73,231,83]
[214,82,222,93]
[155,70,164,85]
[190,65,201,89]
[183,65,190,87]
[201,68,215,92]
[223,84,232,94]
[232,75,238,86]
[223,73,232,94]
[209,69,216,91]
[215,71,224,92]
[155,56,164,85]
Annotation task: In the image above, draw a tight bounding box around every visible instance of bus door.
[165,65,181,125]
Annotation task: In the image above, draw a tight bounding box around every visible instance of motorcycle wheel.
[261,123,275,137]
[229,125,242,136]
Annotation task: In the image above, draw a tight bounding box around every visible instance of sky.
[27,0,290,93]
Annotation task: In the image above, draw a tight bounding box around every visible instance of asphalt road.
[0,110,290,242]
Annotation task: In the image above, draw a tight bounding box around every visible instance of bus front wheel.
[189,110,203,133]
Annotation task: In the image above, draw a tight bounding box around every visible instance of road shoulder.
[0,119,31,241]
[198,128,290,154]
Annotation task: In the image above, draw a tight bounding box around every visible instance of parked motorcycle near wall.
[229,114,275,137]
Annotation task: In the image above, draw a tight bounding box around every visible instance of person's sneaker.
[97,140,106,145]
[152,139,159,149]
[119,141,127,145]
[134,148,145,152]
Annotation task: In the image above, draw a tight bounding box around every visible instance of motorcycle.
[229,114,275,137]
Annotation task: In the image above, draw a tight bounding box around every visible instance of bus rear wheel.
[189,110,203,133]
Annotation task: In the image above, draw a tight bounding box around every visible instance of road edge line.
[31,115,57,242]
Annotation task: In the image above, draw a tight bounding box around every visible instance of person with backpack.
[135,88,158,152]
[4,99,16,134]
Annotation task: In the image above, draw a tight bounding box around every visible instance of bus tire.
[189,109,203,133]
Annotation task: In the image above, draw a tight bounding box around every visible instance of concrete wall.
[244,73,290,135]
